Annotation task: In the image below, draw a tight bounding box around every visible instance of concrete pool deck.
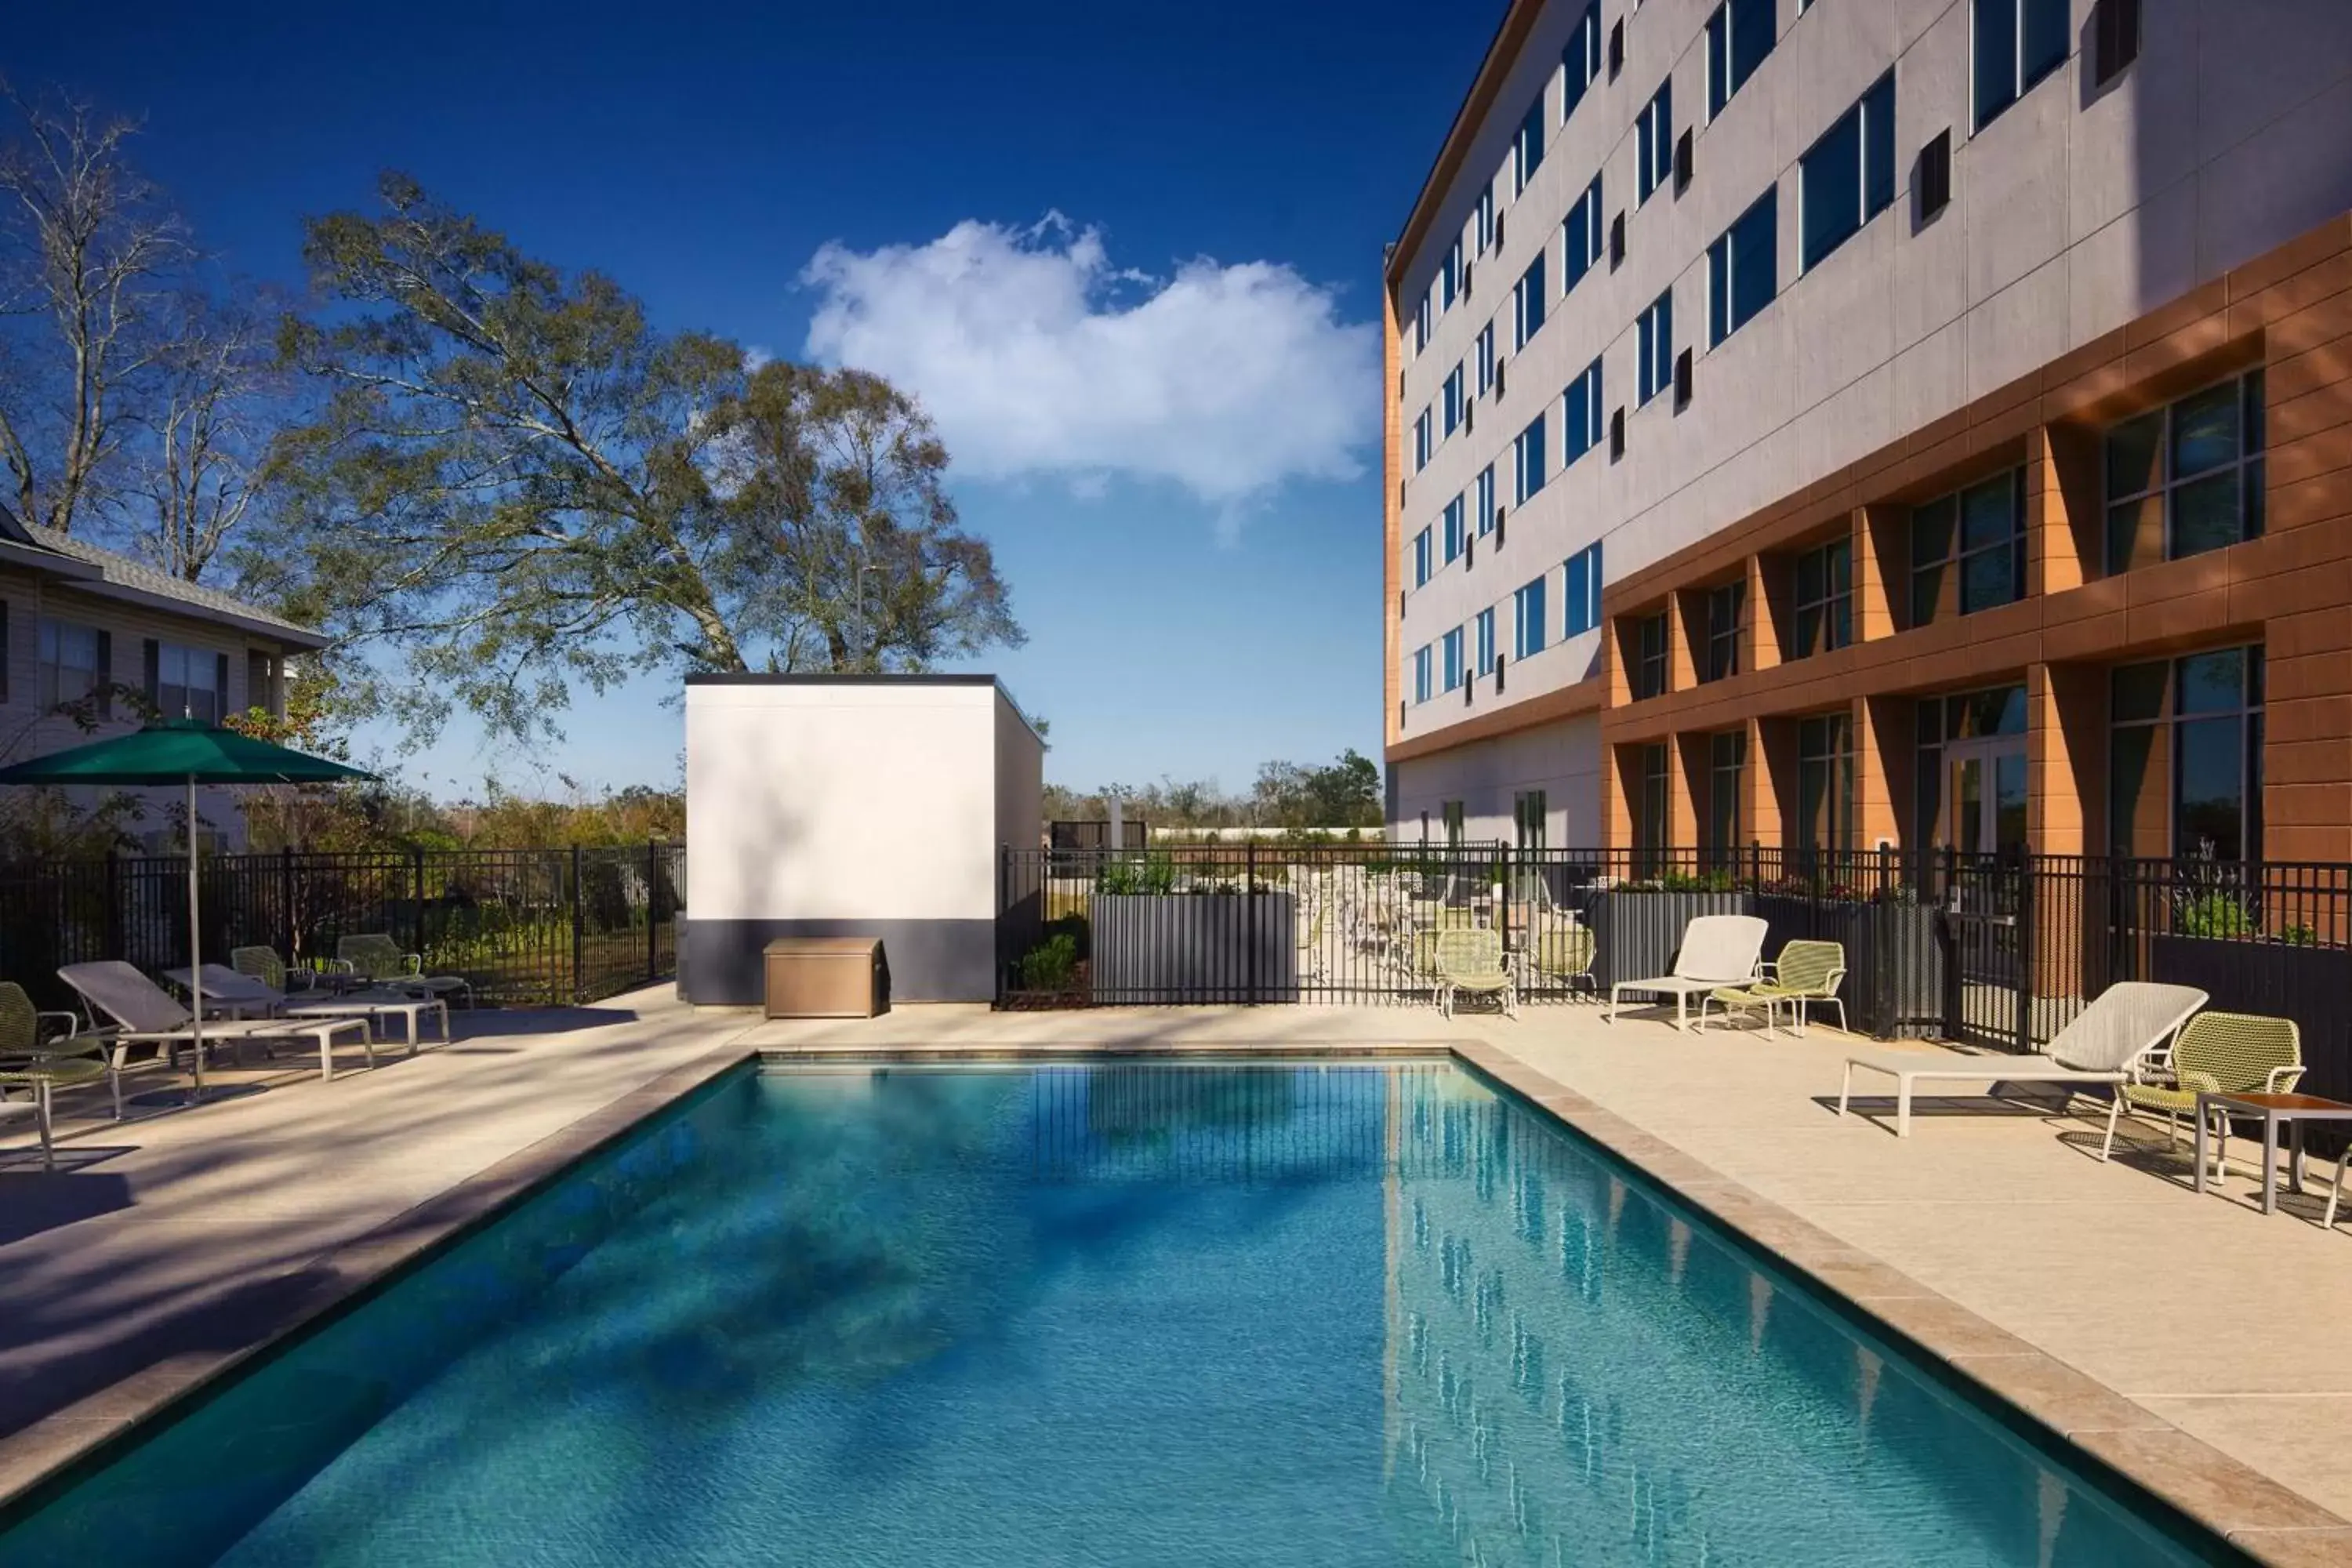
[2,990,2350,1562]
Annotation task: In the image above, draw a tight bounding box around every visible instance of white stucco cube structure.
[681,674,1044,1005]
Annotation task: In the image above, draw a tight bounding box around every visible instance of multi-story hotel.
[1384,0,2352,867]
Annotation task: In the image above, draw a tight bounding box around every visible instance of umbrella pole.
[187,775,205,1099]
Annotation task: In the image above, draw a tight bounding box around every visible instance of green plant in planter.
[1019,932,1080,991]
[2175,891,2256,939]
[1097,853,1178,895]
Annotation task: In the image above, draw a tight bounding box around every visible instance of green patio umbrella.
[0,720,375,1098]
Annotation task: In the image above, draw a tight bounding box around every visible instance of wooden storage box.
[762,937,887,1018]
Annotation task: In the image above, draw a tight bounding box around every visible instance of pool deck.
[3,992,2351,1563]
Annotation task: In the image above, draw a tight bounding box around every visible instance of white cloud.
[799,216,1378,512]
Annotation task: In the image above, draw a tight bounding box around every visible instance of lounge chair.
[1434,927,1515,1020]
[60,961,378,1086]
[336,935,472,1008]
[1838,981,2209,1149]
[1605,914,1768,1029]
[1700,939,1848,1036]
[2119,1012,2301,1185]
[163,964,286,1019]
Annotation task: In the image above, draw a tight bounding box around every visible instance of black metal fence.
[0,843,686,1010]
[996,842,2352,1105]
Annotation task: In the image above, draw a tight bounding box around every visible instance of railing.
[996,842,2352,1105]
[0,843,686,1010]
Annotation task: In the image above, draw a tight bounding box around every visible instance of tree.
[130,287,290,580]
[269,175,1022,743]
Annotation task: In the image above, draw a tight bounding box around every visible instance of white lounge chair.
[60,961,378,1087]
[1605,914,1768,1030]
[1838,981,2209,1150]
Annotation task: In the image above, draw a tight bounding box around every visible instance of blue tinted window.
[1976,0,2067,129]
[1708,0,1777,119]
[1515,99,1545,191]
[1564,177,1603,295]
[1515,253,1547,349]
[1638,291,1673,405]
[1515,414,1548,503]
[1563,360,1602,467]
[1710,187,1777,344]
[1513,578,1548,659]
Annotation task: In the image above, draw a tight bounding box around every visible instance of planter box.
[2151,935,2352,1102]
[1587,891,1751,990]
[1091,893,1298,1004]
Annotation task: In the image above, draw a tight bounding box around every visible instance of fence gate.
[1942,851,2032,1052]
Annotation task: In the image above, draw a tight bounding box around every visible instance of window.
[1635,743,1672,862]
[150,641,223,724]
[1414,407,1433,471]
[1632,612,1669,699]
[1563,176,1605,296]
[1792,536,1854,659]
[1513,253,1547,350]
[1413,645,1435,705]
[1443,494,1467,565]
[1514,789,1549,852]
[1797,712,1855,853]
[1565,543,1603,636]
[1475,464,1497,535]
[246,650,282,720]
[1800,72,1896,272]
[1706,0,1777,120]
[1443,363,1465,438]
[1564,3,1602,122]
[2105,372,2267,574]
[1708,187,1777,345]
[1513,576,1548,660]
[1635,81,1675,205]
[1413,526,1433,589]
[1441,238,1463,312]
[1474,321,1496,397]
[1973,0,2068,130]
[1636,290,1674,405]
[2111,646,2263,861]
[1475,607,1497,676]
[1707,730,1746,863]
[1704,579,1744,682]
[1912,685,2028,847]
[1474,187,1497,255]
[1441,626,1465,692]
[1415,291,1432,354]
[1911,468,2026,623]
[1514,414,1548,505]
[37,619,108,715]
[1515,97,1546,194]
[1563,358,1603,468]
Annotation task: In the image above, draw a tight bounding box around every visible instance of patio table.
[2194,1091,2352,1215]
[282,990,450,1054]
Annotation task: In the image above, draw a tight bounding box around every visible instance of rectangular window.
[1441,626,1465,692]
[1413,644,1434,705]
[1475,607,1497,675]
[1474,187,1497,255]
[1415,291,1432,354]
[152,641,223,724]
[1564,2,1602,122]
[37,619,107,713]
[1635,80,1675,205]
[1563,176,1605,296]
[1799,72,1896,272]
[1797,712,1856,853]
[1792,536,1854,659]
[1706,0,1777,120]
[1635,743,1671,862]
[2110,645,2263,861]
[1442,494,1467,564]
[1473,321,1496,397]
[1514,789,1549,852]
[1563,358,1604,468]
[1636,290,1674,405]
[1414,407,1433,471]
[245,650,281,720]
[1974,0,2069,130]
[2104,371,2267,575]
[1911,468,2027,624]
[1515,97,1546,194]
[1412,526,1434,589]
[1513,253,1547,350]
[1564,543,1604,637]
[1707,729,1747,864]
[1441,238,1463,312]
[1704,579,1744,683]
[1442,363,1465,438]
[1475,465,1497,535]
[1513,576,1548,660]
[1632,612,1669,699]
[1708,187,1778,345]
[1515,414,1548,504]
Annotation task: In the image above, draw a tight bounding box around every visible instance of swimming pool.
[0,1061,2234,1565]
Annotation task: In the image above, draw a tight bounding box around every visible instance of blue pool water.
[0,1062,2230,1566]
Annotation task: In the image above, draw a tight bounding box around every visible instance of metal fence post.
[569,844,585,1004]
[412,845,428,960]
[280,846,296,960]
[2014,852,2037,1053]
[1247,839,1259,1005]
[646,837,659,985]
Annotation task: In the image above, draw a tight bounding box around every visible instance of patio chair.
[1524,924,1597,997]
[2119,1012,2301,1185]
[230,946,338,997]
[336,935,473,1008]
[1838,981,2208,1149]
[1700,939,1848,1037]
[1605,915,1768,1030]
[0,979,114,1150]
[1434,927,1515,1020]
[59,961,376,1083]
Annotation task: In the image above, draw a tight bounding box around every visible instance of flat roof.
[1388,0,1542,289]
[683,672,1044,744]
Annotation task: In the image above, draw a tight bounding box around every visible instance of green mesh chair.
[1526,924,1597,998]
[2121,1011,2300,1185]
[0,979,118,1159]
[336,935,472,1008]
[1700,939,1847,1037]
[1434,927,1515,1020]
[230,945,334,996]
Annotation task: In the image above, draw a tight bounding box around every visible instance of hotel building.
[1383,0,2352,866]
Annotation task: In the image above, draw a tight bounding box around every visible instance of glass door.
[1940,739,2028,855]
[1940,737,2030,1050]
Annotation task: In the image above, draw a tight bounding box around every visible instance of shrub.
[1096,853,1178,895]
[1019,933,1080,991]
[2175,891,2256,940]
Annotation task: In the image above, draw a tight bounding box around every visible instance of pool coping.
[0,1035,2344,1564]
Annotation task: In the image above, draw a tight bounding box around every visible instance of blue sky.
[5,1,1500,800]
